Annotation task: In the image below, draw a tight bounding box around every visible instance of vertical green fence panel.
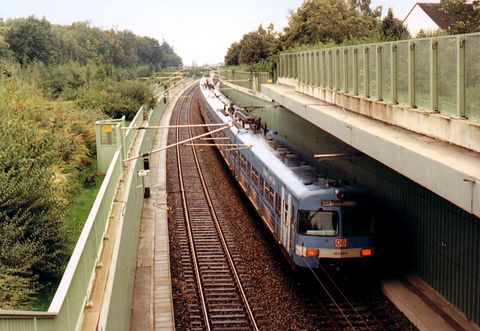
[330,50,335,89]
[382,44,392,103]
[368,45,377,99]
[397,42,409,105]
[438,37,457,116]
[313,51,319,86]
[310,51,315,84]
[319,51,327,88]
[357,46,365,96]
[347,48,354,93]
[339,49,345,91]
[292,53,296,79]
[465,35,480,121]
[415,40,431,109]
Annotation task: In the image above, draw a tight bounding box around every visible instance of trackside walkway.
[131,81,197,331]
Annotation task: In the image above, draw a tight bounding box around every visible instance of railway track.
[303,260,396,331]
[169,84,261,331]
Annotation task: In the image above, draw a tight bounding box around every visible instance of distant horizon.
[1,0,420,65]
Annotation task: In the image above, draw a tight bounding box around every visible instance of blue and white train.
[198,76,375,269]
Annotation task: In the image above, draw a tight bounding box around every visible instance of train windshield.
[298,210,339,236]
[342,209,375,236]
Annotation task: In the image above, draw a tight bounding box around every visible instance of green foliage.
[282,0,380,48]
[225,42,241,66]
[0,16,163,310]
[223,0,410,72]
[225,24,280,65]
[441,0,480,34]
[0,72,107,309]
[380,8,410,41]
[77,79,154,120]
[416,29,448,38]
[0,265,38,309]
[1,17,182,68]
[3,16,60,64]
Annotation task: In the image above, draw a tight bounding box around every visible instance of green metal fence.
[219,70,272,92]
[100,101,169,331]
[0,148,123,331]
[277,33,480,122]
[98,78,189,331]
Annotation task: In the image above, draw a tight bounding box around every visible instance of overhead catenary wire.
[123,124,231,163]
[120,123,227,130]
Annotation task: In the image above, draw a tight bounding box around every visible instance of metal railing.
[219,70,272,92]
[0,148,123,331]
[277,32,480,122]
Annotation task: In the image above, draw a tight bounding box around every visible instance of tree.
[441,0,480,34]
[380,8,410,41]
[348,0,382,18]
[238,25,279,64]
[224,42,241,65]
[282,0,380,48]
[224,24,279,65]
[4,17,59,64]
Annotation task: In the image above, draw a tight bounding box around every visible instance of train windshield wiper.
[308,208,323,222]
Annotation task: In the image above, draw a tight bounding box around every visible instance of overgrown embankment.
[0,16,182,309]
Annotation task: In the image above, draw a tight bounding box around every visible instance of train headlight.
[306,248,319,257]
[335,189,345,199]
[360,248,373,257]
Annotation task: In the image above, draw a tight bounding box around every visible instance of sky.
[0,0,424,66]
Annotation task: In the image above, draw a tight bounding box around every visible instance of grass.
[64,174,103,253]
[32,161,103,310]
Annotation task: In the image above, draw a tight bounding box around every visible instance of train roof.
[199,77,362,201]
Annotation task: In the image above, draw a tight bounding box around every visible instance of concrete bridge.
[261,32,479,327]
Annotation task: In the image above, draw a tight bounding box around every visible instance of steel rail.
[174,85,211,331]
[303,256,379,331]
[186,95,259,331]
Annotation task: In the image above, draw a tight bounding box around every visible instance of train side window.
[251,167,259,187]
[284,202,289,221]
[265,182,274,206]
[259,176,264,195]
[246,160,251,177]
[240,154,247,172]
[275,195,281,215]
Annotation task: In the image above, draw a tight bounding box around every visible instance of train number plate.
[335,238,347,248]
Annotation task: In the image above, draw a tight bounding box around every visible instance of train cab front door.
[280,187,292,251]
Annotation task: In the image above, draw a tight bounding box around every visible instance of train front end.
[292,187,375,270]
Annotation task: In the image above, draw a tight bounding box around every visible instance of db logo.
[335,238,347,248]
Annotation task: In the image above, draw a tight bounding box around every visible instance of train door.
[280,187,292,252]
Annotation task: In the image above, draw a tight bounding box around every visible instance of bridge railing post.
[364,47,370,98]
[457,36,465,118]
[430,39,439,112]
[289,53,294,78]
[299,52,303,84]
[335,49,340,91]
[343,48,348,93]
[303,51,309,84]
[377,45,383,101]
[353,48,359,95]
[408,40,416,108]
[293,53,296,79]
